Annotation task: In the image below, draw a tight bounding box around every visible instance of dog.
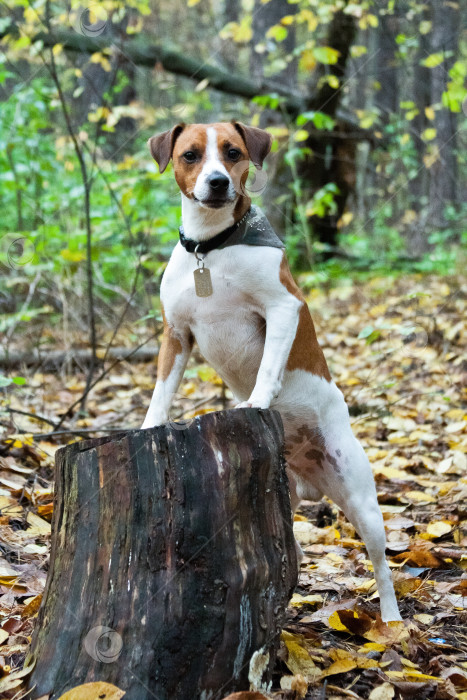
[142,121,401,622]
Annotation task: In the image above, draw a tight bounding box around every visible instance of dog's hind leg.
[284,401,401,621]
[316,431,401,622]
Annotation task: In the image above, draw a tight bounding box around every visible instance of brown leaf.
[393,549,441,568]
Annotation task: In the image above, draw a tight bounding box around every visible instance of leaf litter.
[0,273,465,699]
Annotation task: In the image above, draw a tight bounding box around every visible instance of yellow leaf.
[424,145,440,168]
[323,648,379,677]
[425,106,436,120]
[294,129,309,142]
[361,642,386,652]
[299,49,317,72]
[61,249,86,263]
[386,670,439,681]
[58,682,126,700]
[52,43,63,57]
[297,9,318,32]
[328,610,349,631]
[21,594,42,618]
[90,52,112,72]
[290,593,323,607]
[413,613,434,625]
[322,657,357,676]
[364,620,411,645]
[426,520,452,538]
[187,0,201,5]
[337,211,353,228]
[285,641,321,680]
[403,491,436,504]
[24,6,39,23]
[369,682,395,700]
[351,45,367,58]
[26,512,51,536]
[422,128,437,141]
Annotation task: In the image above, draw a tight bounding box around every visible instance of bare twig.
[42,0,97,413]
[53,332,158,430]
[6,407,58,428]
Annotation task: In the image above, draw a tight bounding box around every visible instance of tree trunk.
[299,8,357,258]
[375,13,399,124]
[249,0,297,237]
[27,408,298,700]
[428,0,459,229]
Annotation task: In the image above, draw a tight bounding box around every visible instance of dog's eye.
[183,151,197,163]
[227,148,241,161]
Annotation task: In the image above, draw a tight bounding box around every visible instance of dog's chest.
[161,244,271,387]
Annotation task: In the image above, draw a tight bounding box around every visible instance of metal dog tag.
[194,267,213,297]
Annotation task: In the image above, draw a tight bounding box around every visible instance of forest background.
[0,0,466,698]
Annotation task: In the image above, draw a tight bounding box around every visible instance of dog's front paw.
[235,398,271,410]
[141,415,168,429]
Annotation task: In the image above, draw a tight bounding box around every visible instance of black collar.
[178,208,251,255]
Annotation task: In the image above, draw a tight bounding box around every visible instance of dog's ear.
[147,123,185,173]
[233,122,272,169]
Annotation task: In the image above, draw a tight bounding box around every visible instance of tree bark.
[298,8,357,258]
[375,13,399,124]
[428,0,459,228]
[26,408,298,700]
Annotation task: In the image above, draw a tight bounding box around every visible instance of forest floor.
[0,272,466,700]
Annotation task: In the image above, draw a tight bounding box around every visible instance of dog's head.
[148,122,272,209]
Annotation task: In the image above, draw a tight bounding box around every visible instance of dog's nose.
[207,172,229,191]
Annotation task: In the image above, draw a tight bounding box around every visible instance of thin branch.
[6,407,58,428]
[42,0,97,413]
[0,20,373,138]
[53,332,158,430]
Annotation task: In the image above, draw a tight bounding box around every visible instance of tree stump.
[27,408,298,700]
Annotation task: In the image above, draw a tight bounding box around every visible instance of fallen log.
[0,345,159,370]
[27,408,298,700]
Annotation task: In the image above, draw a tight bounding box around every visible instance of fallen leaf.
[284,640,321,681]
[57,682,126,700]
[369,682,395,700]
[0,660,35,692]
[426,520,452,538]
[26,512,51,536]
[328,609,373,635]
[0,558,20,578]
[21,594,42,617]
[321,647,379,677]
[222,694,269,700]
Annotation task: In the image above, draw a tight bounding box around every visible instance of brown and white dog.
[142,121,401,622]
